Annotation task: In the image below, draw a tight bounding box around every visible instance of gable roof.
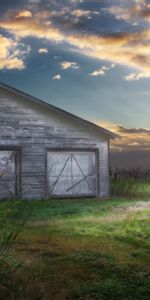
[0,82,118,139]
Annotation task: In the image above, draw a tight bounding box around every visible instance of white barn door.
[0,150,18,199]
[47,151,97,197]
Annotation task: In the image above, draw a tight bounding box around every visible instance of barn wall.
[98,141,109,197]
[0,88,110,199]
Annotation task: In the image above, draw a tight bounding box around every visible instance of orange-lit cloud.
[61,61,80,70]
[71,9,99,18]
[15,10,32,18]
[0,34,30,70]
[0,11,63,42]
[68,30,150,72]
[0,8,149,74]
[95,120,150,151]
[72,9,91,17]
[107,0,150,23]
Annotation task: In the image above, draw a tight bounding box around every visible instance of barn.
[0,82,117,200]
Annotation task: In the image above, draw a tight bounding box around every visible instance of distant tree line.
[110,167,150,182]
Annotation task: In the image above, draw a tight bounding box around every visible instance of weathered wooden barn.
[0,82,117,200]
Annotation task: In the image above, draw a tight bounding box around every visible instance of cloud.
[95,120,150,151]
[90,64,115,77]
[90,68,105,77]
[15,10,32,18]
[0,34,30,70]
[130,1,150,22]
[0,7,149,74]
[60,61,80,70]
[107,0,150,23]
[106,6,130,21]
[67,30,150,73]
[125,72,150,80]
[72,9,91,18]
[52,74,61,80]
[38,48,48,53]
[54,55,61,59]
[117,125,150,134]
[111,63,116,68]
[71,9,99,18]
[0,11,64,42]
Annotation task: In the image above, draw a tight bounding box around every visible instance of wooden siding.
[47,150,97,197]
[0,150,19,199]
[0,88,110,199]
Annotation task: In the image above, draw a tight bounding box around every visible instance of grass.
[0,194,150,299]
[0,200,31,299]
[110,178,150,198]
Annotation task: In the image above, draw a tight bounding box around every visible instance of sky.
[0,0,150,168]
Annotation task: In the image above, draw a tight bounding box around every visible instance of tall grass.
[0,201,30,298]
[110,167,150,197]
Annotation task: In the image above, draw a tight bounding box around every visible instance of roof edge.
[0,82,119,139]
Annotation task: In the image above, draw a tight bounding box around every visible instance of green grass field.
[110,178,150,198]
[0,195,150,299]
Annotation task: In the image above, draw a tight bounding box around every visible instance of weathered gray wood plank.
[0,88,110,199]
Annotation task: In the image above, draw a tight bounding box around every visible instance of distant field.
[0,195,150,300]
